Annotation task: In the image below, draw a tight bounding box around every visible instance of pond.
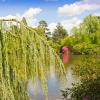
[27,55,100,100]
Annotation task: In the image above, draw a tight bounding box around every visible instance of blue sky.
[0,0,100,33]
[0,0,81,20]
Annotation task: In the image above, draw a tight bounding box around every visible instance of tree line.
[23,15,100,55]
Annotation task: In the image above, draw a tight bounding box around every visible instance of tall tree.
[80,15,100,34]
[79,15,100,44]
[38,20,51,38]
[38,20,48,28]
[52,23,68,43]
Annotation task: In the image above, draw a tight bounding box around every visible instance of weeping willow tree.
[0,19,65,100]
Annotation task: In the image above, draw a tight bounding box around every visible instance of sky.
[0,0,100,33]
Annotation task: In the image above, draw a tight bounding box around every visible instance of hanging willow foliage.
[0,19,65,100]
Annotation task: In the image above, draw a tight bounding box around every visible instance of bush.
[73,43,100,55]
[62,56,100,100]
[62,77,100,100]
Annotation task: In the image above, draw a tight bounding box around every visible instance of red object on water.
[62,47,69,64]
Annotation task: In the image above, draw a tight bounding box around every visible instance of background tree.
[80,15,100,44]
[52,23,68,43]
[60,15,100,54]
[38,20,51,38]
[38,20,48,28]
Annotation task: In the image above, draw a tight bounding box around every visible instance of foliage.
[34,27,47,38]
[52,23,68,43]
[73,43,100,55]
[80,15,100,35]
[62,56,100,100]
[60,15,100,55]
[62,77,100,100]
[38,20,48,28]
[61,36,76,47]
[0,19,65,100]
[35,15,100,55]
[21,17,28,25]
[38,20,51,38]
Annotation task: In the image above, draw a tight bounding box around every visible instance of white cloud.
[21,8,42,26]
[48,17,82,34]
[0,15,16,19]
[93,12,100,16]
[57,0,100,33]
[58,2,100,16]
[22,8,42,18]
[26,18,38,27]
[61,17,82,34]
[48,23,57,33]
[0,7,42,27]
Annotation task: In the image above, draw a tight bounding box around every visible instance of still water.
[27,55,81,100]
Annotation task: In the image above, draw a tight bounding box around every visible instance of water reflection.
[27,67,64,100]
[27,55,75,100]
[27,79,45,100]
[26,55,99,100]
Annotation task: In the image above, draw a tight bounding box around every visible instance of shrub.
[62,77,100,100]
